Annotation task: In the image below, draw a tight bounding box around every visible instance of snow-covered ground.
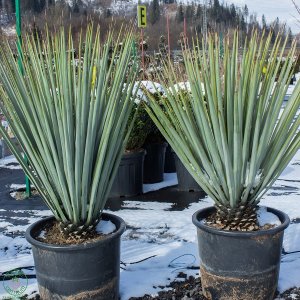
[0,149,299,299]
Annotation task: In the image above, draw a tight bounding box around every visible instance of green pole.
[15,0,31,197]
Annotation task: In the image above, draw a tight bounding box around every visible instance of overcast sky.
[229,0,300,34]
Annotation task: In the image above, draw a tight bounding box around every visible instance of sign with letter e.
[137,5,147,28]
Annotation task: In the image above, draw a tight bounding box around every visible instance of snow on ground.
[0,151,299,298]
[1,25,16,37]
[143,173,178,193]
[284,224,300,253]
[0,155,22,170]
[261,149,300,293]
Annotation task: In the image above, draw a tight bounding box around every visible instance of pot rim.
[144,141,168,147]
[192,206,290,237]
[25,212,126,251]
[123,148,146,157]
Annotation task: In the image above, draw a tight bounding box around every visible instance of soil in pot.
[192,206,290,300]
[143,142,167,184]
[36,219,109,245]
[110,149,146,198]
[173,153,202,192]
[26,213,126,300]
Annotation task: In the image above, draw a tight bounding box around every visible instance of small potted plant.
[110,106,148,197]
[0,26,138,299]
[145,31,299,300]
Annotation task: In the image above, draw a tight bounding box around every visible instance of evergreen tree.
[240,15,246,31]
[272,17,280,38]
[176,4,184,23]
[243,4,248,21]
[33,0,46,13]
[149,0,160,25]
[196,4,202,18]
[230,4,236,25]
[213,0,220,20]
[287,27,293,45]
[11,0,16,13]
[105,8,112,18]
[73,0,80,13]
[262,14,267,28]
[185,5,193,20]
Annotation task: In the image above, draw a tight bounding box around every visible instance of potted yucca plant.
[145,31,300,300]
[110,106,148,197]
[0,26,138,299]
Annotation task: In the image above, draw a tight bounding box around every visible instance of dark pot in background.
[290,74,296,85]
[1,137,21,158]
[110,149,146,197]
[26,213,126,300]
[192,206,290,300]
[173,153,202,192]
[143,142,167,184]
[164,144,176,173]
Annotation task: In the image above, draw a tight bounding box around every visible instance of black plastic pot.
[143,142,167,184]
[192,206,290,300]
[26,213,126,300]
[164,144,176,173]
[1,137,21,158]
[173,153,202,192]
[110,149,146,197]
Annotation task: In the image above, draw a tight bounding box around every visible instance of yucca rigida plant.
[145,31,300,231]
[0,25,138,236]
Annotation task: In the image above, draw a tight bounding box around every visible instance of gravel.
[129,273,300,300]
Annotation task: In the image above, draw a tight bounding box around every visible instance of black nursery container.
[143,142,167,183]
[164,144,176,173]
[110,149,146,197]
[26,213,126,300]
[192,206,290,300]
[173,153,202,192]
